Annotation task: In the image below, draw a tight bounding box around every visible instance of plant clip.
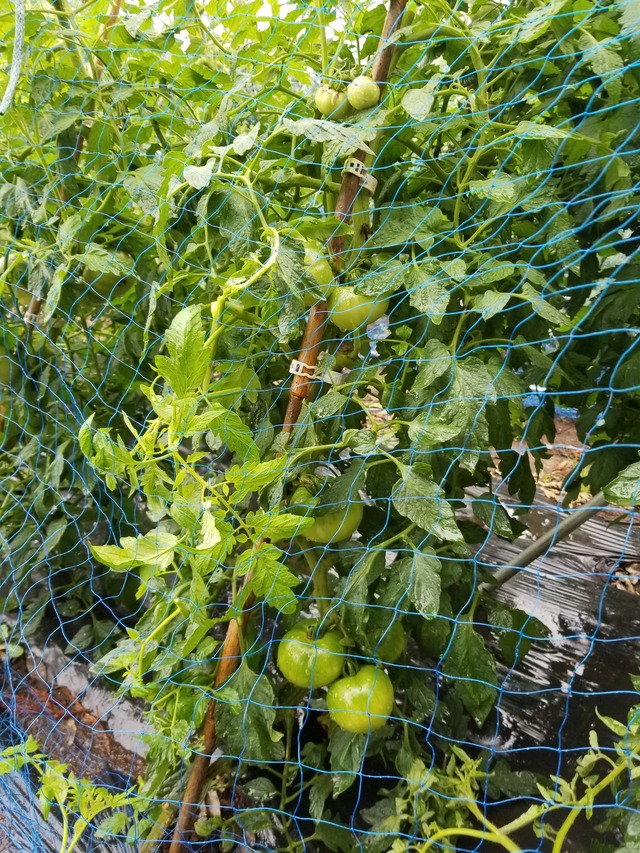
[289,359,317,379]
[341,158,378,194]
[23,310,40,325]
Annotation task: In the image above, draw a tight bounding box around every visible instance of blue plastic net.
[1,0,639,850]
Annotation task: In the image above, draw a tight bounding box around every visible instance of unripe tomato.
[306,502,363,543]
[326,665,395,733]
[315,86,351,120]
[0,338,21,388]
[315,85,340,115]
[374,621,406,664]
[81,250,134,298]
[0,344,12,387]
[277,620,345,689]
[305,251,334,289]
[347,75,381,110]
[290,486,363,544]
[327,286,389,332]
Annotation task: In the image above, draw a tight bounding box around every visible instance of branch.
[282,301,328,434]
[169,589,256,852]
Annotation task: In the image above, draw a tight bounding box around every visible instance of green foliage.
[0,0,638,848]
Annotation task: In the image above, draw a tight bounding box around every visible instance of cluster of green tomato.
[277,618,404,734]
[305,74,390,332]
[314,74,382,117]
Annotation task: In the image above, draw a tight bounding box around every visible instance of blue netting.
[1,0,640,850]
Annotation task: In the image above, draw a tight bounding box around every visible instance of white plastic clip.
[342,158,378,194]
[289,359,317,379]
[23,310,40,325]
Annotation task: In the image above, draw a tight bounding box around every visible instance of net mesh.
[1,0,639,850]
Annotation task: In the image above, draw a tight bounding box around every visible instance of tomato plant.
[372,620,406,664]
[326,665,395,733]
[0,0,638,850]
[277,620,345,688]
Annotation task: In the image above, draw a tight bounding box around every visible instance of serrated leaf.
[353,260,408,298]
[282,117,374,155]
[521,282,568,326]
[328,727,365,795]
[401,75,443,121]
[197,510,222,551]
[216,663,283,761]
[249,510,313,540]
[619,0,640,43]
[404,262,457,323]
[443,620,498,726]
[183,161,215,189]
[374,206,446,250]
[579,32,622,101]
[225,457,287,502]
[391,552,441,617]
[412,340,453,390]
[604,460,640,506]
[512,121,569,140]
[90,530,178,573]
[392,469,462,542]
[312,461,366,518]
[155,305,213,397]
[250,545,300,612]
[472,492,519,540]
[193,405,259,465]
[470,172,520,205]
[472,290,512,319]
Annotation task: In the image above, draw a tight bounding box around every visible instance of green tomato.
[81,250,134,298]
[290,486,363,543]
[306,502,363,544]
[327,286,389,332]
[315,86,351,119]
[277,621,345,689]
[347,75,381,111]
[303,249,334,308]
[374,621,407,664]
[326,665,395,733]
[315,85,340,115]
[0,341,20,388]
[305,251,334,289]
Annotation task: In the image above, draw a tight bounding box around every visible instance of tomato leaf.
[155,305,213,397]
[603,460,640,506]
[90,530,178,573]
[216,663,283,762]
[281,117,375,155]
[328,727,365,795]
[472,492,523,541]
[245,544,300,613]
[380,551,441,618]
[373,206,447,250]
[411,340,453,390]
[392,469,462,542]
[442,620,498,727]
